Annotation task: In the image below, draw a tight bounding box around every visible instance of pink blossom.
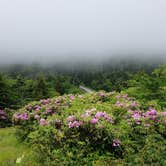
[116,95,121,99]
[135,120,141,125]
[103,114,114,124]
[55,99,60,105]
[161,112,166,116]
[66,115,76,123]
[130,101,138,108]
[68,121,83,128]
[46,108,52,113]
[132,112,141,120]
[95,112,105,118]
[81,112,90,118]
[40,118,47,126]
[90,118,98,124]
[34,114,40,119]
[144,123,151,127]
[40,99,50,105]
[123,94,128,99]
[99,92,105,97]
[34,105,41,112]
[70,95,75,100]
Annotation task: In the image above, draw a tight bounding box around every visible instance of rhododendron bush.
[13,92,166,165]
[0,108,14,127]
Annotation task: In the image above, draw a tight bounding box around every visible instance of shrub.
[13,92,166,165]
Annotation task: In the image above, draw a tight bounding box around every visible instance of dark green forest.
[0,58,166,110]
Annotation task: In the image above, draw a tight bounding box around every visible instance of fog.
[0,0,166,64]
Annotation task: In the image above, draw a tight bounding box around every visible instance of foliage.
[126,65,166,108]
[0,108,14,128]
[13,92,166,165]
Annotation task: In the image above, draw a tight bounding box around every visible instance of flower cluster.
[40,99,51,105]
[13,112,29,121]
[115,94,139,109]
[66,115,83,128]
[66,109,114,128]
[40,118,47,126]
[127,108,166,126]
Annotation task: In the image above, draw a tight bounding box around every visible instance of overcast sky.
[0,0,166,64]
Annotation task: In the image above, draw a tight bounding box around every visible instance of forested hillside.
[0,62,166,165]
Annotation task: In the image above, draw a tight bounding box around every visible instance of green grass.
[0,127,39,166]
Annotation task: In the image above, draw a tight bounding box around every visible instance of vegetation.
[13,91,166,165]
[0,127,39,166]
[0,63,166,165]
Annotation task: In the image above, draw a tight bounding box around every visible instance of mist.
[0,0,166,64]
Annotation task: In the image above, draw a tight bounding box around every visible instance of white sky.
[0,0,166,63]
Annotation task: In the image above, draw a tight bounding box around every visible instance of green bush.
[13,92,166,165]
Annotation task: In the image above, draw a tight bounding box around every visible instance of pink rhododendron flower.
[123,94,128,99]
[70,95,75,100]
[132,112,141,120]
[130,101,138,108]
[147,109,157,115]
[34,105,41,112]
[161,112,166,116]
[99,92,105,97]
[135,120,141,125]
[68,121,83,128]
[46,108,52,113]
[103,114,114,124]
[90,118,98,124]
[95,112,105,118]
[115,101,124,107]
[116,95,121,99]
[150,115,156,121]
[81,112,90,118]
[40,118,47,126]
[34,114,40,119]
[144,123,151,127]
[40,99,50,105]
[66,115,76,123]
